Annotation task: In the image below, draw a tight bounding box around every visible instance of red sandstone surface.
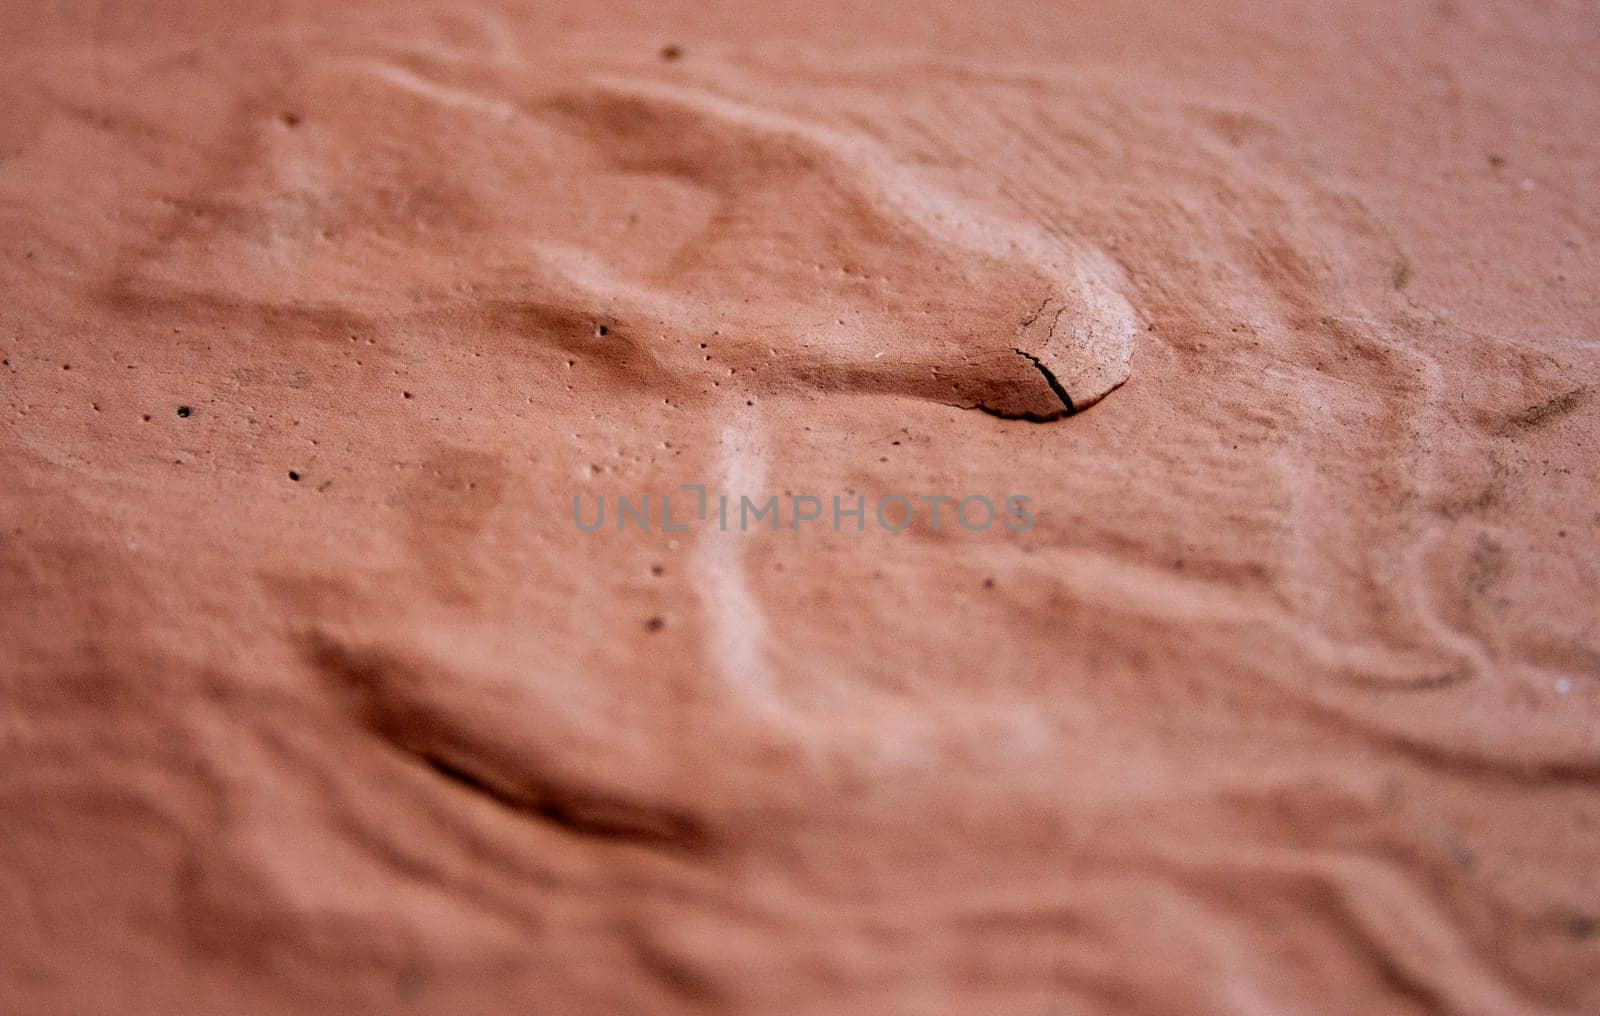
[2,2,1597,1013]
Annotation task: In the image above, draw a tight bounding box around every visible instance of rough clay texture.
[2,2,1598,1013]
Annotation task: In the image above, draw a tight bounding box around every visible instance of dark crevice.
[1012,347,1076,416]
[962,347,1077,422]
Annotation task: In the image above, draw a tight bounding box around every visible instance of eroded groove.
[308,632,711,853]
[973,401,1072,423]
[415,747,709,850]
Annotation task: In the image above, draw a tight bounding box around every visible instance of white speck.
[1556,678,1573,695]
[874,350,885,359]
[1520,178,1536,191]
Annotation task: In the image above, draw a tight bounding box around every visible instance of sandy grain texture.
[2,1,1598,1013]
